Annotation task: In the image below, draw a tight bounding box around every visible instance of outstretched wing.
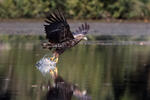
[44,10,74,43]
[73,23,90,35]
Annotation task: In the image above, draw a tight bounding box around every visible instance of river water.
[0,39,150,100]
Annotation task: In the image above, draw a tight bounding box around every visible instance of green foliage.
[66,0,104,19]
[0,0,50,18]
[49,0,67,11]
[0,0,150,19]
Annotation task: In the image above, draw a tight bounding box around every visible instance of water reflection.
[128,64,150,100]
[0,41,150,100]
[46,75,91,100]
[0,65,13,100]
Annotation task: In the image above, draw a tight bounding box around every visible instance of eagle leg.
[50,56,59,63]
[54,67,58,75]
[50,55,55,61]
[54,57,58,63]
[49,67,58,78]
[50,52,59,63]
[49,69,54,76]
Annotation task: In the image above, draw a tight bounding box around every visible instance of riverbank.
[0,20,150,35]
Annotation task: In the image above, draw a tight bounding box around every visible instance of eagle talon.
[50,56,58,63]
[50,56,55,61]
[54,57,58,63]
[49,67,58,78]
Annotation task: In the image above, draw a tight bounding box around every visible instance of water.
[0,40,150,100]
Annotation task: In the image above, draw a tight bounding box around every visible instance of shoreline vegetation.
[0,18,150,23]
[0,0,150,20]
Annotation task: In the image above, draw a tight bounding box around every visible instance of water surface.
[0,40,150,100]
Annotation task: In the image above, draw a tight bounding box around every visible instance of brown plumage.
[42,10,90,58]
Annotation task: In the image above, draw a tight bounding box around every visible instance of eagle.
[42,10,90,64]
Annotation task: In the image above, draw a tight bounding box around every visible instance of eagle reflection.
[46,75,91,100]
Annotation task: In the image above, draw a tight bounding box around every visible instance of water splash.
[35,55,57,75]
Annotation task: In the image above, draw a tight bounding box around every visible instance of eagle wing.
[44,10,74,43]
[73,23,90,35]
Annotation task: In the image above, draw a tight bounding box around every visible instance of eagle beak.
[83,37,88,40]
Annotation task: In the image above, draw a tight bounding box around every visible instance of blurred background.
[0,0,150,20]
[0,0,150,100]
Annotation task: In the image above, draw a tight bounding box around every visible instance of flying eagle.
[42,10,90,63]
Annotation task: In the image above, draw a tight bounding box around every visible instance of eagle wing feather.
[73,23,90,35]
[44,10,74,43]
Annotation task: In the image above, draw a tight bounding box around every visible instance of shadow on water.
[112,62,150,100]
[110,45,150,100]
[0,65,13,100]
[0,39,150,100]
[128,60,150,100]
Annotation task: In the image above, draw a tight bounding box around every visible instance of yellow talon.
[54,57,58,63]
[49,67,58,78]
[50,55,58,63]
[50,56,55,61]
[50,56,58,63]
[54,67,58,75]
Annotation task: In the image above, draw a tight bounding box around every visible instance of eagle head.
[74,34,87,41]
